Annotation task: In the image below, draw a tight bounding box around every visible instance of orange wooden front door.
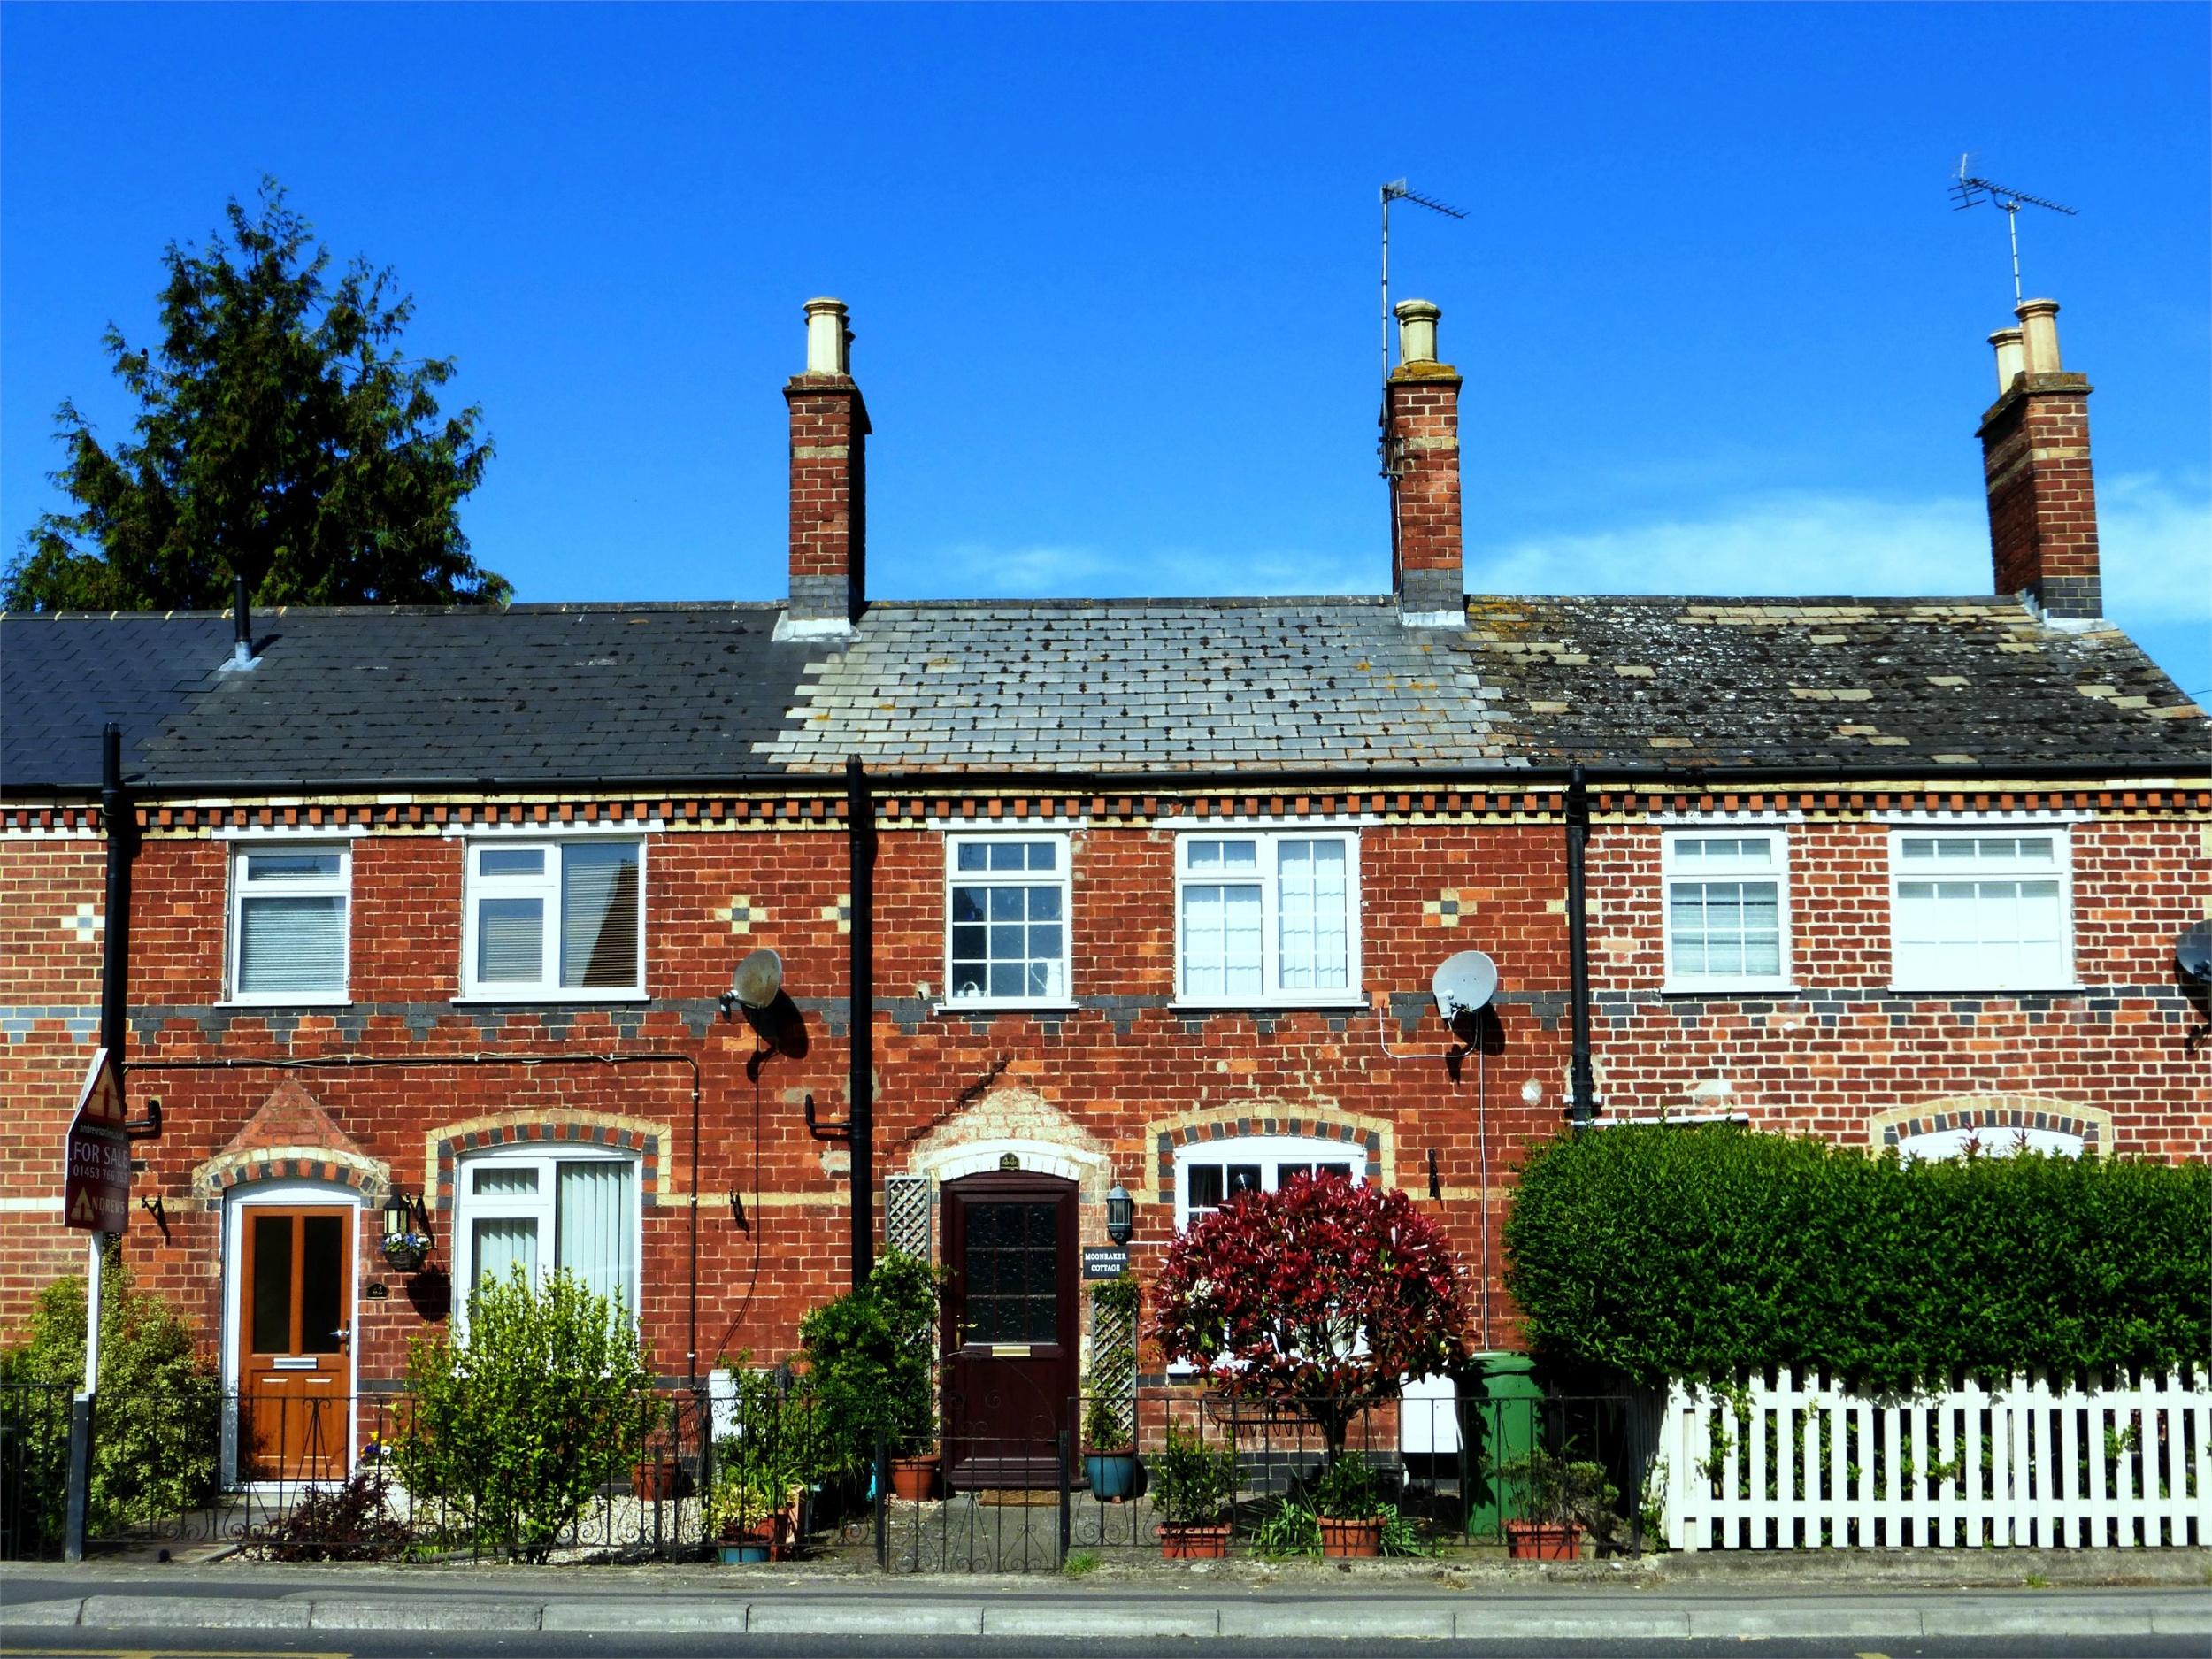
[237,1207,353,1481]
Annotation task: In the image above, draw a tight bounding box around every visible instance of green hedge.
[1502,1125,2210,1390]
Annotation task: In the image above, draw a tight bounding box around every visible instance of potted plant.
[707,1463,785,1563]
[1083,1394,1140,1502]
[1149,1421,1235,1559]
[379,1228,433,1275]
[714,1364,822,1560]
[1309,1451,1387,1558]
[1494,1447,1617,1560]
[1082,1272,1141,1501]
[628,1425,690,1502]
[799,1253,946,1502]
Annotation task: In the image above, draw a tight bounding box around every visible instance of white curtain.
[557,1160,636,1310]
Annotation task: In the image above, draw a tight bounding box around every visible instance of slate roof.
[0,614,234,790]
[0,595,2201,792]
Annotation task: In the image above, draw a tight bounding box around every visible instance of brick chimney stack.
[782,297,869,636]
[1978,297,2101,621]
[1382,299,1464,626]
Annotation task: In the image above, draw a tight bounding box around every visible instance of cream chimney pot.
[1989,327,2027,394]
[804,297,849,375]
[1394,298,1441,365]
[2016,298,2062,376]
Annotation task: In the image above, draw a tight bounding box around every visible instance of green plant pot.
[1085,1450,1140,1502]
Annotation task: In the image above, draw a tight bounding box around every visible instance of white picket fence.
[1659,1367,2209,1550]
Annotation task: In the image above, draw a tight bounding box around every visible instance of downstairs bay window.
[454,1148,640,1315]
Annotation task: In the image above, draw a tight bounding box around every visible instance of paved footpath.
[3,1556,2208,1644]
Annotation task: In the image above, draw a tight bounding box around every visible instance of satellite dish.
[1432,950,1499,1023]
[730,949,784,1011]
[2178,922,2212,984]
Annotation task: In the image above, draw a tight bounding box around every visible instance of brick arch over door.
[194,1147,388,1210]
[1871,1094,2109,1154]
[424,1110,674,1212]
[1148,1103,1393,1205]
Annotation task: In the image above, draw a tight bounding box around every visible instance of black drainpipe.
[1566,763,1594,1129]
[846,756,875,1288]
[99,724,133,1064]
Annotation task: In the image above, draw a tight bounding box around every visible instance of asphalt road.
[0,1632,2206,1659]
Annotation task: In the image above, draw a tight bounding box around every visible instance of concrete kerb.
[13,1589,2206,1642]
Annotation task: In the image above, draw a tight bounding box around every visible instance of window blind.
[237,896,347,995]
[561,844,641,988]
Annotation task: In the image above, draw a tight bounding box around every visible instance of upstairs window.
[463,840,643,998]
[944,835,1070,1005]
[1176,832,1359,1004]
[1663,830,1792,991]
[1891,830,2071,991]
[227,844,350,1002]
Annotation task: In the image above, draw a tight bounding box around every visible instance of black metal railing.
[873,1386,1651,1571]
[6,1374,1649,1569]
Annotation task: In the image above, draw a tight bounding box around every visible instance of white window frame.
[224,840,352,1007]
[1660,828,1793,994]
[1887,826,2076,993]
[1172,829,1363,1008]
[458,837,647,1002]
[941,832,1074,1009]
[450,1144,642,1326]
[1171,1133,1368,1233]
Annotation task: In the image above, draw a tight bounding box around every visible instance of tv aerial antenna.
[1381,179,1466,380]
[1951,154,2078,306]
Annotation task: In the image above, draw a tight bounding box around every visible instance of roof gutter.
[12,757,2206,803]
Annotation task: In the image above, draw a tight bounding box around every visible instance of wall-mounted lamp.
[381,1187,433,1273]
[1104,1181,1134,1247]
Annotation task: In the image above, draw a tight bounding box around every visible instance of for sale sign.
[64,1048,129,1234]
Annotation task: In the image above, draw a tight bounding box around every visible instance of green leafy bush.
[393,1267,660,1561]
[1148,1421,1235,1526]
[1308,1449,1385,1520]
[1503,1125,2211,1389]
[798,1252,943,1466]
[0,1248,220,1548]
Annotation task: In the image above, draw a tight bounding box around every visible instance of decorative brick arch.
[1871,1094,2108,1154]
[194,1147,388,1210]
[1147,1102,1393,1205]
[192,1078,388,1208]
[423,1110,674,1212]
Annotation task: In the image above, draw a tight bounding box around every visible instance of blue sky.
[5,4,2206,696]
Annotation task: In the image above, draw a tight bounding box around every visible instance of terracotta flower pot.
[630,1459,690,1501]
[1157,1521,1232,1560]
[1504,1519,1583,1560]
[889,1454,939,1502]
[1318,1515,1384,1558]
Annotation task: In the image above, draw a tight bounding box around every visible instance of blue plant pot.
[718,1543,771,1563]
[1086,1451,1140,1502]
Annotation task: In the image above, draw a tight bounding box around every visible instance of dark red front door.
[941,1172,1078,1489]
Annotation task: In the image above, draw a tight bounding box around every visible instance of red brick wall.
[1980,375,2101,618]
[1385,366,1463,588]
[785,373,868,615]
[2,789,2203,1382]
[0,832,109,1317]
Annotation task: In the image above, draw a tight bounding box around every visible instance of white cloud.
[918,541,1368,600]
[1469,478,2212,622]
